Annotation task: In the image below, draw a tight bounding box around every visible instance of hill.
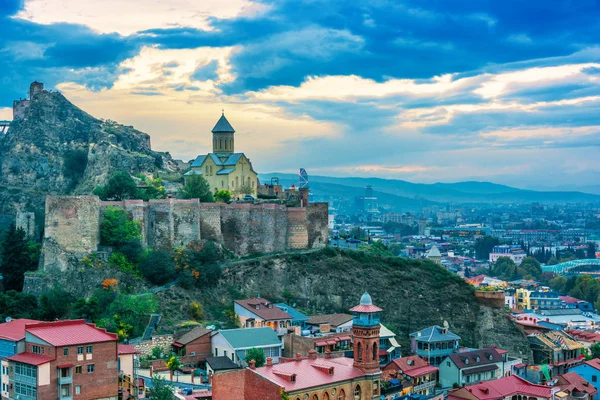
[154,248,532,361]
[261,173,600,204]
[0,84,177,229]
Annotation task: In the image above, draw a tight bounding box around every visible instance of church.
[186,113,259,197]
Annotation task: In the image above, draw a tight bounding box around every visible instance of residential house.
[560,296,594,312]
[489,245,526,265]
[570,359,600,396]
[438,347,505,388]
[117,344,139,398]
[528,331,585,378]
[382,356,438,395]
[447,375,553,400]
[410,325,461,366]
[379,324,401,365]
[306,314,353,334]
[528,309,600,331]
[172,326,212,362]
[426,246,442,265]
[565,330,600,348]
[0,318,40,398]
[274,304,310,329]
[550,372,598,400]
[205,356,239,377]
[211,327,283,366]
[212,291,383,400]
[5,319,119,400]
[234,298,292,334]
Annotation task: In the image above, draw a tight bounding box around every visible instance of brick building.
[383,356,438,395]
[172,326,212,361]
[5,320,118,400]
[212,292,383,399]
[234,298,292,334]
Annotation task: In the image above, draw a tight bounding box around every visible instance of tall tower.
[351,292,382,374]
[212,111,235,154]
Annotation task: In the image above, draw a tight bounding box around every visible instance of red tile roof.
[553,372,598,396]
[449,347,503,369]
[118,345,139,355]
[447,375,552,400]
[559,296,584,304]
[385,356,439,378]
[25,320,117,346]
[6,352,53,365]
[0,319,41,341]
[250,357,365,392]
[234,298,292,321]
[584,358,600,371]
[349,304,382,313]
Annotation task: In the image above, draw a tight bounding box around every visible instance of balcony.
[59,376,72,385]
[416,348,455,358]
[413,381,436,393]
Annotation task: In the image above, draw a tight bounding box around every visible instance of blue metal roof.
[191,155,207,167]
[274,303,309,322]
[410,325,461,342]
[208,153,224,165]
[212,113,235,133]
[218,327,280,349]
[216,168,236,175]
[224,153,243,165]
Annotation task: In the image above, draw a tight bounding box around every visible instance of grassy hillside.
[156,248,532,361]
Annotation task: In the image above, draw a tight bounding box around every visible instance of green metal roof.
[218,327,281,349]
[212,113,235,133]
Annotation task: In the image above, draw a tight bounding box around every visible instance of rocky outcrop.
[0,84,178,228]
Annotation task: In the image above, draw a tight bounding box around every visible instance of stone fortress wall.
[41,195,328,272]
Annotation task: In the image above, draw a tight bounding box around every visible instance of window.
[593,375,598,383]
[14,382,36,398]
[337,389,346,400]
[32,345,41,354]
[224,350,228,358]
[446,361,451,367]
[87,364,95,373]
[86,345,93,354]
[64,348,69,356]
[77,346,84,355]
[354,385,362,400]
[357,342,362,362]
[76,385,81,395]
[76,366,82,374]
[372,342,378,362]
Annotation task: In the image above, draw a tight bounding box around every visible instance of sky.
[1,0,600,189]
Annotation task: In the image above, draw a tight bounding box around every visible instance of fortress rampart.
[41,196,328,271]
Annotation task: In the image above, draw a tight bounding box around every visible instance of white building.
[211,327,283,366]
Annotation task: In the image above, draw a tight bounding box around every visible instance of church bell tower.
[351,292,382,374]
[212,111,235,155]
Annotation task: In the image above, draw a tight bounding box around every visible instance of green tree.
[102,293,158,339]
[73,297,100,322]
[520,257,542,280]
[183,241,223,287]
[139,250,176,285]
[549,276,567,293]
[39,286,74,320]
[179,175,214,202]
[590,342,600,359]
[233,183,253,196]
[93,171,139,201]
[214,190,232,203]
[0,225,40,291]
[492,256,517,280]
[149,376,174,399]
[282,288,294,304]
[474,236,499,260]
[166,355,182,380]
[245,348,266,367]
[100,206,142,248]
[0,291,39,319]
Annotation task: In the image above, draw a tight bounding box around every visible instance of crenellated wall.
[41,195,328,271]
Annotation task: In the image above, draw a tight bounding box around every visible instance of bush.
[40,286,74,320]
[108,252,138,274]
[93,171,138,201]
[189,301,204,320]
[100,207,142,248]
[214,190,231,203]
[245,348,265,367]
[139,250,176,285]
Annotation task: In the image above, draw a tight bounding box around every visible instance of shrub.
[101,278,119,290]
[93,171,138,201]
[100,207,142,248]
[139,250,176,285]
[108,252,138,274]
[189,301,204,320]
[245,348,265,367]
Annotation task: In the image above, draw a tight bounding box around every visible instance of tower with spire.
[186,112,259,197]
[351,292,382,374]
[212,111,236,154]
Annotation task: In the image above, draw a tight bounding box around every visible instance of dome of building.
[360,292,373,306]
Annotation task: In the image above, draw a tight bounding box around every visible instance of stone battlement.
[41,196,328,271]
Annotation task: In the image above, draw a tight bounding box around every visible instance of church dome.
[359,292,373,306]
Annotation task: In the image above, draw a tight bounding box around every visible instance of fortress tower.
[212,111,235,154]
[351,292,382,374]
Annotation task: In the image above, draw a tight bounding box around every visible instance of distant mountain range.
[260,173,600,206]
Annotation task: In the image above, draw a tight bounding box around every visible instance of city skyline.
[1,0,599,189]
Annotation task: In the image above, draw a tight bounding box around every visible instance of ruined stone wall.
[42,196,100,271]
[172,199,202,248]
[12,99,30,121]
[41,195,328,272]
[307,203,329,248]
[286,208,309,249]
[199,203,222,241]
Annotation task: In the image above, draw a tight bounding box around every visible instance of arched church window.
[356,342,362,362]
[354,385,361,400]
[337,389,346,400]
[372,342,378,362]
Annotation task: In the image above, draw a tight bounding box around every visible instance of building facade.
[438,347,505,388]
[410,325,461,366]
[5,320,118,400]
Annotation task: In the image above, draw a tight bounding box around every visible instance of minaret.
[212,111,235,154]
[351,292,382,374]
